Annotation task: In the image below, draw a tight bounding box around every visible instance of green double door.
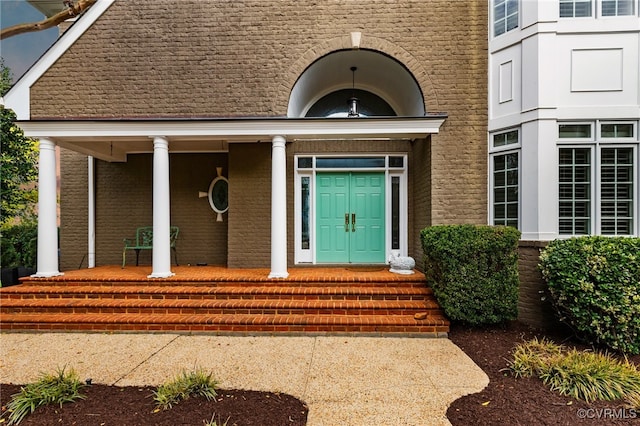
[316,172,385,263]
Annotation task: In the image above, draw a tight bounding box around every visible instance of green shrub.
[510,339,640,404]
[153,369,218,410]
[510,337,563,378]
[539,350,640,403]
[539,236,640,354]
[420,224,521,325]
[3,367,85,425]
[0,220,37,268]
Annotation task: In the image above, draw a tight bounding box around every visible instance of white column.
[33,138,63,277]
[87,156,95,268]
[148,136,174,278]
[269,136,288,279]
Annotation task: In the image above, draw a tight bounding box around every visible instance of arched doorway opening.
[287,49,425,118]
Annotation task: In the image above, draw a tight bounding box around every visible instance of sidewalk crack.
[111,334,181,386]
[301,336,318,400]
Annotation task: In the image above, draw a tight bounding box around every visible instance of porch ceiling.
[17,116,446,162]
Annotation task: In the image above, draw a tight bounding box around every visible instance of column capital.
[38,138,56,150]
[272,135,286,147]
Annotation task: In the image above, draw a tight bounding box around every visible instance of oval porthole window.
[208,176,229,221]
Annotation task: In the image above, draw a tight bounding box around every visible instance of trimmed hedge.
[0,220,37,269]
[539,236,640,355]
[420,224,521,325]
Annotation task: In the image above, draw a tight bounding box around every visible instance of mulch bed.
[448,321,640,426]
[1,322,638,425]
[0,385,308,426]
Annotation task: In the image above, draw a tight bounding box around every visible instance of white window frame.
[489,128,521,229]
[493,0,519,38]
[596,144,637,236]
[558,145,596,236]
[600,0,636,16]
[294,154,408,264]
[559,0,594,18]
[557,120,640,237]
[558,122,595,140]
[599,121,637,141]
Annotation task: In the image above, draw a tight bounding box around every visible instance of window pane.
[602,0,634,16]
[298,157,312,168]
[316,157,385,168]
[600,148,634,235]
[558,148,592,235]
[559,124,591,138]
[601,123,634,138]
[494,0,517,36]
[560,0,593,17]
[559,2,574,17]
[618,0,635,15]
[391,177,400,250]
[575,0,592,16]
[493,152,519,228]
[493,130,518,148]
[301,177,310,249]
[389,156,404,168]
[506,14,518,31]
[494,3,506,20]
[602,0,616,15]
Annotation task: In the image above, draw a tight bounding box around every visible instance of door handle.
[352,213,356,232]
[345,213,349,232]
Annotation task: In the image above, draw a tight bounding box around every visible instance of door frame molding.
[294,154,408,264]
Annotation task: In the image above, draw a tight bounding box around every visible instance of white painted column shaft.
[148,137,174,278]
[34,138,63,277]
[269,135,288,279]
[87,156,95,268]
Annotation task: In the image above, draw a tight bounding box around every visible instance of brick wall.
[411,138,431,268]
[227,144,271,268]
[518,240,559,329]
[60,153,229,269]
[40,0,488,267]
[59,149,89,270]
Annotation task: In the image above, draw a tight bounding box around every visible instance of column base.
[147,272,175,279]
[268,271,289,279]
[31,271,64,278]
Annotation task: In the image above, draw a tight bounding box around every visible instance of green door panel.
[350,173,385,263]
[316,173,350,263]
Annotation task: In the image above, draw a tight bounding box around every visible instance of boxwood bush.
[420,224,521,325]
[539,236,640,355]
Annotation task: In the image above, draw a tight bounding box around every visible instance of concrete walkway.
[0,333,488,425]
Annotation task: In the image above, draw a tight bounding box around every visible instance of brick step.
[0,312,450,335]
[1,285,431,301]
[16,279,429,288]
[0,297,443,316]
[1,267,449,336]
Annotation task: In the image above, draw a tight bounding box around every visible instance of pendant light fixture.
[347,66,360,117]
